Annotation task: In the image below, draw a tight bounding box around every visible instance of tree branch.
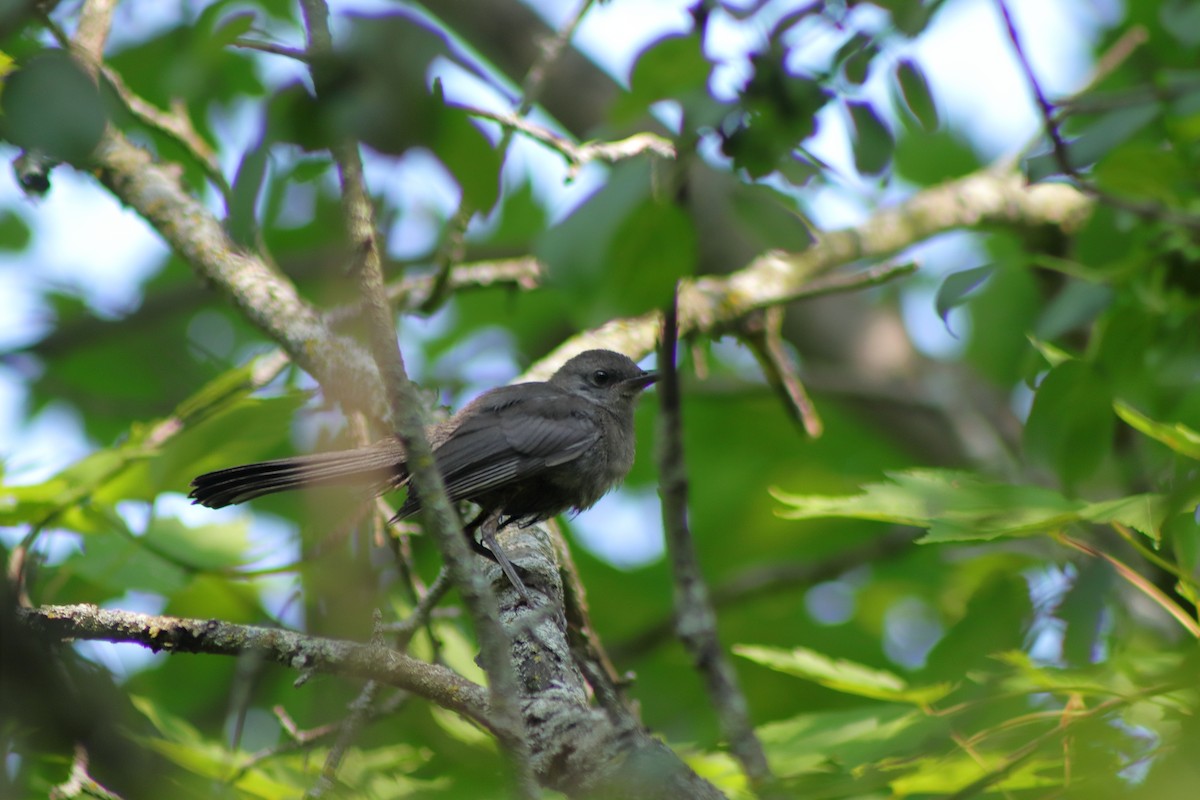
[657,298,773,787]
[525,167,1092,379]
[87,128,386,420]
[17,529,727,799]
[16,604,495,731]
[298,0,536,793]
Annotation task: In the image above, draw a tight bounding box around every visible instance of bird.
[189,349,658,598]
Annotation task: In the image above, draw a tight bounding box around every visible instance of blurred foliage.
[2,0,1200,798]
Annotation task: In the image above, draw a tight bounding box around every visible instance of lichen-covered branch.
[88,129,386,420]
[17,604,494,731]
[526,167,1092,379]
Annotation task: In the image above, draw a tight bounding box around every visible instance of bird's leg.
[463,509,531,602]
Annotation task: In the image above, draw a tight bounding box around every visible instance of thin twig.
[999,3,1200,230]
[944,684,1181,800]
[233,37,311,60]
[388,568,454,645]
[613,528,917,660]
[422,0,598,314]
[307,614,388,798]
[516,0,596,118]
[49,744,125,800]
[995,0,1072,176]
[1056,534,1200,638]
[460,103,675,176]
[657,293,773,787]
[298,1,536,794]
[739,306,823,438]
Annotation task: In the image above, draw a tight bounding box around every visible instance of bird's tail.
[188,440,407,509]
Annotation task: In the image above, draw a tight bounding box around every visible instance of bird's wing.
[427,387,599,504]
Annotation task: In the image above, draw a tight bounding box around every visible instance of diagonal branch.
[298,1,536,794]
[88,128,387,420]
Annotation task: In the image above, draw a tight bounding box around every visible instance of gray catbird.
[189,349,658,598]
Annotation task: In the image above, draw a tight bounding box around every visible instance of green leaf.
[895,58,939,131]
[62,524,191,595]
[834,33,876,86]
[889,752,1063,794]
[625,32,711,110]
[427,97,502,213]
[894,127,979,184]
[934,265,993,335]
[603,197,695,308]
[142,517,254,572]
[776,468,1174,544]
[210,11,256,48]
[735,644,953,704]
[1114,400,1200,460]
[758,705,935,775]
[1026,334,1076,367]
[1024,361,1114,487]
[1056,558,1113,666]
[0,50,108,162]
[1094,143,1182,203]
[538,163,694,324]
[1161,0,1200,46]
[847,100,894,175]
[920,574,1032,682]
[1025,104,1159,181]
[227,134,270,247]
[774,469,1085,542]
[1079,492,1171,542]
[1033,279,1113,341]
[0,209,31,250]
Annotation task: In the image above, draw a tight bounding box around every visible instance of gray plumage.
[189,350,657,594]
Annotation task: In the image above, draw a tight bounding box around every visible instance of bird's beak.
[622,371,659,392]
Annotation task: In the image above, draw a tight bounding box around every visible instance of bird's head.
[550,349,658,407]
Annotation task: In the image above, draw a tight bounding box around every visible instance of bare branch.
[613,528,919,660]
[657,297,773,787]
[525,168,1091,379]
[999,5,1200,230]
[995,0,1071,176]
[740,306,824,438]
[298,0,535,793]
[72,0,116,64]
[88,128,387,418]
[50,744,124,800]
[17,604,495,731]
[233,38,311,60]
[459,103,674,175]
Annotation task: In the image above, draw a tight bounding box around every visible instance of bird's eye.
[590,369,612,386]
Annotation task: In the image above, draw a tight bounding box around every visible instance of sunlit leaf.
[1114,400,1200,460]
[735,645,953,704]
[758,705,937,776]
[773,469,1173,543]
[888,752,1063,795]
